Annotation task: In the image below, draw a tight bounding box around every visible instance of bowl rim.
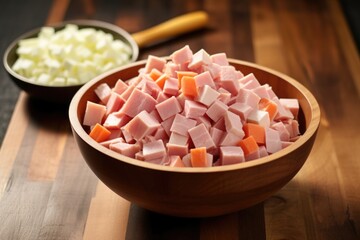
[69,58,321,173]
[3,19,139,88]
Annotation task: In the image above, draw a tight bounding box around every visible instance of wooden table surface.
[1,0,359,239]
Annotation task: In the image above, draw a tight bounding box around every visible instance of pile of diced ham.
[83,45,301,167]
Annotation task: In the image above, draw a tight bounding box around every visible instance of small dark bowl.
[3,20,138,103]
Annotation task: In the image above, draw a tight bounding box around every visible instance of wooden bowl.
[69,59,320,217]
[3,20,138,104]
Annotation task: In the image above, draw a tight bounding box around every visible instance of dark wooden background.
[0,0,359,239]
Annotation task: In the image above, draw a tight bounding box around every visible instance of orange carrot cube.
[89,123,111,142]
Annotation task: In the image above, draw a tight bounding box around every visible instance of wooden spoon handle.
[131,11,209,48]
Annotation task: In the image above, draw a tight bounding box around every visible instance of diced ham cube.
[220,132,244,146]
[217,88,232,104]
[228,102,253,121]
[219,66,240,95]
[224,111,244,137]
[194,71,215,88]
[161,115,176,137]
[142,77,162,99]
[265,128,282,154]
[103,112,131,129]
[142,139,166,161]
[259,146,269,158]
[94,83,112,104]
[247,110,270,128]
[213,116,226,131]
[170,114,197,136]
[144,55,166,73]
[106,92,125,116]
[124,110,160,141]
[188,123,216,150]
[169,132,189,145]
[113,79,128,95]
[83,101,106,126]
[171,45,193,64]
[195,116,212,131]
[163,77,179,96]
[120,88,157,118]
[279,98,299,119]
[109,142,140,158]
[272,97,294,121]
[120,84,135,100]
[152,126,168,141]
[220,146,245,165]
[271,122,290,141]
[156,96,182,121]
[236,88,261,109]
[206,100,229,122]
[197,85,220,107]
[182,153,192,167]
[238,73,261,89]
[164,61,179,78]
[100,137,125,148]
[169,155,185,167]
[184,100,207,119]
[209,127,225,147]
[253,85,270,99]
[210,53,229,66]
[204,63,221,80]
[188,49,212,70]
[166,143,188,158]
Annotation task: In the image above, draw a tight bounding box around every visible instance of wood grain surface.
[0,0,359,239]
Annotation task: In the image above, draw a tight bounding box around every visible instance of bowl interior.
[69,59,320,216]
[71,58,320,172]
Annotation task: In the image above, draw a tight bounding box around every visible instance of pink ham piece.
[103,112,131,129]
[83,101,106,126]
[142,139,166,161]
[120,88,157,118]
[194,71,215,88]
[247,110,270,128]
[197,85,220,107]
[224,111,244,137]
[109,142,140,158]
[236,88,261,109]
[188,123,216,150]
[206,100,229,122]
[219,66,240,95]
[220,146,245,165]
[143,55,166,73]
[279,98,299,119]
[94,83,112,104]
[239,73,261,90]
[155,96,182,121]
[113,79,128,95]
[265,128,282,154]
[170,114,197,136]
[168,155,185,167]
[228,102,253,121]
[124,110,160,141]
[271,121,290,141]
[210,53,229,66]
[183,100,207,119]
[166,143,188,158]
[163,77,179,96]
[106,92,125,116]
[171,45,193,64]
[188,49,212,70]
